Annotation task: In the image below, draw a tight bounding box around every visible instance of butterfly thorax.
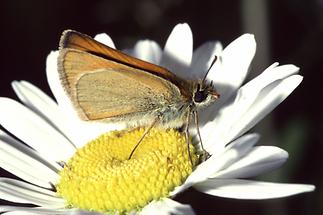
[153,80,219,129]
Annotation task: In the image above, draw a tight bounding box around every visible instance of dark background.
[0,0,321,214]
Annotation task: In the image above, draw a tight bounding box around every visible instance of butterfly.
[58,30,219,160]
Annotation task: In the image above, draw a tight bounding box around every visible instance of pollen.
[56,128,198,213]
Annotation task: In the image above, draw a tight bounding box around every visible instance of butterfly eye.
[194,90,208,103]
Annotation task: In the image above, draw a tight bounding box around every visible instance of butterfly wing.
[59,30,185,88]
[58,49,185,121]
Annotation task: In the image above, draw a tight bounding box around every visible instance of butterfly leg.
[193,110,210,161]
[183,110,194,166]
[128,118,158,159]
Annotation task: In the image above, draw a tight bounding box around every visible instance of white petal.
[1,207,102,215]
[0,159,51,189]
[241,64,299,94]
[12,81,59,118]
[46,51,82,133]
[46,51,85,123]
[207,34,256,103]
[189,41,222,79]
[215,63,299,125]
[132,40,162,64]
[46,51,69,110]
[11,81,78,146]
[46,51,124,146]
[201,68,301,152]
[194,178,315,199]
[67,210,102,215]
[160,23,193,77]
[199,34,257,134]
[0,130,61,188]
[171,133,259,195]
[2,210,45,215]
[0,178,65,207]
[224,63,298,120]
[94,33,115,48]
[140,198,194,215]
[45,51,82,125]
[1,207,70,215]
[1,207,100,215]
[0,178,59,198]
[0,97,75,161]
[227,75,303,142]
[212,146,288,178]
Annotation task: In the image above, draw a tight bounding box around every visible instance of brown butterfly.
[58,30,219,159]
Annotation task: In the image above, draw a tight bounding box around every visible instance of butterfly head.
[192,81,219,109]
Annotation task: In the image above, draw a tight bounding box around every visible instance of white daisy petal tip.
[10,81,20,95]
[211,146,289,179]
[215,41,223,53]
[227,33,256,55]
[268,64,301,78]
[172,23,191,34]
[195,179,315,200]
[230,33,256,63]
[133,40,162,64]
[204,33,257,106]
[160,23,193,74]
[46,50,79,117]
[11,80,19,87]
[239,33,256,46]
[189,41,223,80]
[94,33,115,48]
[46,51,60,90]
[230,74,304,142]
[242,33,255,40]
[282,64,300,72]
[285,74,303,90]
[46,50,59,63]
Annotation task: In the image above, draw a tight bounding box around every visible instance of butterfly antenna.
[202,55,218,83]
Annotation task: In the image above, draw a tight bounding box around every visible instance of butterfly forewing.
[60,30,181,83]
[58,48,184,122]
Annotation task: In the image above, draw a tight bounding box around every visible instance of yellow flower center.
[56,127,198,213]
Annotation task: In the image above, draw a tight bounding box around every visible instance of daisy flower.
[0,23,314,214]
